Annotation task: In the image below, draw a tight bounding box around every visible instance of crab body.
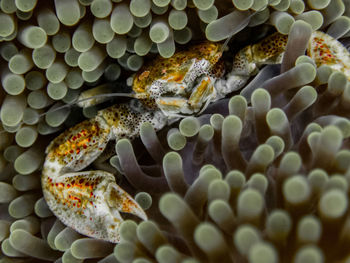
[42,31,349,243]
[42,42,225,243]
[133,41,225,116]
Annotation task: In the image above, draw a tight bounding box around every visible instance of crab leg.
[215,32,289,96]
[42,103,167,243]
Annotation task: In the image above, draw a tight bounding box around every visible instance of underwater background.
[1,0,350,262]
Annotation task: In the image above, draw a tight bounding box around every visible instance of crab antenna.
[37,92,139,118]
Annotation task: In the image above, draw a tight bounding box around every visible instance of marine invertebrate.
[41,35,287,243]
[41,22,349,243]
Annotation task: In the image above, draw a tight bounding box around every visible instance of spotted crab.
[42,30,350,243]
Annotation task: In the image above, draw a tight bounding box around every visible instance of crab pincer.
[42,104,166,243]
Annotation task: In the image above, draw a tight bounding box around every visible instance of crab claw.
[42,169,147,243]
[308,31,350,80]
[42,101,169,243]
[106,182,147,221]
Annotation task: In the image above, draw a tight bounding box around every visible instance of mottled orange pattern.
[308,31,350,81]
[251,32,288,62]
[133,41,223,95]
[44,175,99,215]
[46,118,109,166]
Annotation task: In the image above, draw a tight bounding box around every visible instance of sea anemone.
[111,64,350,262]
[0,0,350,262]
